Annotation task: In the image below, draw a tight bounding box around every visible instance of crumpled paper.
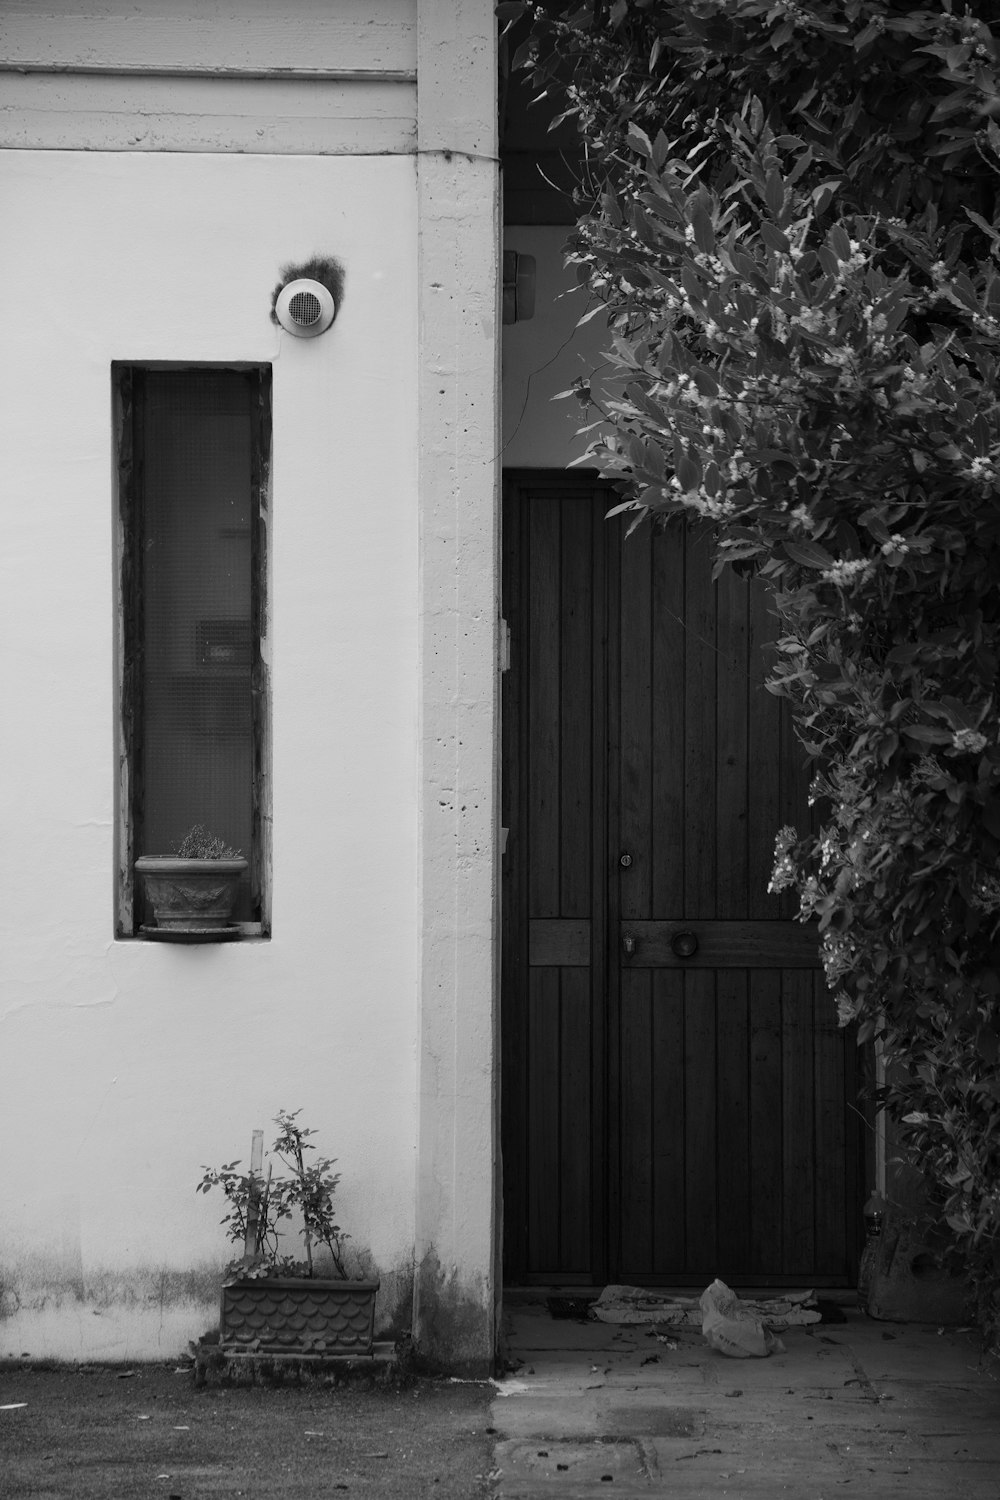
[593,1282,821,1335]
[699,1279,786,1358]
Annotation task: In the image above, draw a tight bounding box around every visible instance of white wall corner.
[413,0,501,1373]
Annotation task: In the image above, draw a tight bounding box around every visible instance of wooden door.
[502,473,867,1287]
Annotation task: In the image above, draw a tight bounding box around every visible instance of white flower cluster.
[820,557,876,587]
[950,727,987,755]
[841,240,870,277]
[964,455,998,486]
[880,534,908,555]
[834,990,862,1028]
[821,929,856,985]
[970,873,1000,915]
[792,305,829,335]
[767,824,799,894]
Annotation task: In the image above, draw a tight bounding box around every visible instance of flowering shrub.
[505,0,1000,1348]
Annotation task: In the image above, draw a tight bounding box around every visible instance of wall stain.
[1,1250,420,1359]
[413,1247,493,1377]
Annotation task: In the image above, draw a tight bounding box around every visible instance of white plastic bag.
[699,1279,785,1358]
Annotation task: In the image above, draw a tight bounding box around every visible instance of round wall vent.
[274,278,337,338]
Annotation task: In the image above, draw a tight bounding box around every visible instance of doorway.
[501,472,868,1287]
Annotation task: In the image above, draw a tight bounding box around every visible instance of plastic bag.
[699,1279,785,1358]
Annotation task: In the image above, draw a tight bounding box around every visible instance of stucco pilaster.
[412,0,500,1373]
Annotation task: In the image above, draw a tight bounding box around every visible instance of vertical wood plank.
[619,968,654,1275]
[747,581,783,920]
[528,495,561,918]
[715,970,751,1275]
[749,969,783,1273]
[812,972,848,1278]
[604,496,625,1282]
[559,966,593,1272]
[684,968,717,1268]
[715,563,749,918]
[651,968,686,1272]
[782,969,816,1273]
[589,489,612,1283]
[844,1004,869,1284]
[650,520,686,917]
[560,493,592,919]
[777,674,812,923]
[527,966,562,1274]
[684,526,717,919]
[618,515,653,920]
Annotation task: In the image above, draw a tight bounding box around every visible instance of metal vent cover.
[274,278,336,338]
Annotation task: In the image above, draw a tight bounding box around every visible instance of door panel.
[502,473,866,1287]
[502,481,608,1283]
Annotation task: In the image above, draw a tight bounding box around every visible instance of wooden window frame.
[112,362,272,939]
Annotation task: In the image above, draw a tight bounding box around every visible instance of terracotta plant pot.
[219,1277,380,1356]
[135,856,248,932]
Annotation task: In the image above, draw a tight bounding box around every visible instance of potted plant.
[197,1110,379,1358]
[135,824,248,939]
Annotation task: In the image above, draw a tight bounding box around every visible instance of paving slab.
[490,1298,1000,1498]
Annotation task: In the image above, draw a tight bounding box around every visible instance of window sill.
[126,922,267,943]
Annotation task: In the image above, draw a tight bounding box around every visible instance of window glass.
[117,367,270,933]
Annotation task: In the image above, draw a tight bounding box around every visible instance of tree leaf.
[784,540,834,569]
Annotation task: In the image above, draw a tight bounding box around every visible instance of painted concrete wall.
[0,149,421,1360]
[502,225,615,471]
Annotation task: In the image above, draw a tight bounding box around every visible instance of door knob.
[622,933,636,957]
[671,929,699,959]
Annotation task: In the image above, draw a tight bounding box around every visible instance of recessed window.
[114,365,271,937]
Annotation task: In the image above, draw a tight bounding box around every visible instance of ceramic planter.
[135,856,248,936]
[219,1277,380,1356]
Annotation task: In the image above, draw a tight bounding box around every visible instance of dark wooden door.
[502,473,867,1287]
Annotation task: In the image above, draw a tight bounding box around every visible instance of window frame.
[113,362,272,939]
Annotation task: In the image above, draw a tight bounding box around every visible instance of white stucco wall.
[501,225,615,470]
[0,149,420,1360]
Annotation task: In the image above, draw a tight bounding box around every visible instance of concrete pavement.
[489,1293,1000,1498]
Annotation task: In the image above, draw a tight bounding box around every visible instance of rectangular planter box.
[220,1277,380,1355]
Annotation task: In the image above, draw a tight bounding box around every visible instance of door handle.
[622,933,636,957]
[671,929,699,959]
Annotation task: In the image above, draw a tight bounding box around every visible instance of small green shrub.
[175,824,242,859]
[198,1110,349,1278]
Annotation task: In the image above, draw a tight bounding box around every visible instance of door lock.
[622,932,637,957]
[619,853,633,868]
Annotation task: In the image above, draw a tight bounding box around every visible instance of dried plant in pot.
[135,824,248,940]
[197,1110,379,1358]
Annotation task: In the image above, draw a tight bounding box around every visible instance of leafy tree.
[502,0,1000,1348]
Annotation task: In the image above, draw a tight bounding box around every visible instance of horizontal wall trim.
[1,62,417,83]
[0,72,417,154]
